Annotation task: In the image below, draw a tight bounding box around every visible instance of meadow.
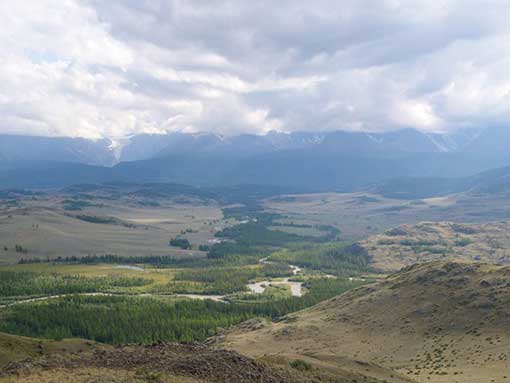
[0,185,377,346]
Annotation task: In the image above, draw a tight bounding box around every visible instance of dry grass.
[264,192,510,240]
[0,368,204,383]
[0,332,99,369]
[218,261,510,382]
[0,263,178,294]
[0,340,372,383]
[0,197,227,264]
[360,221,510,271]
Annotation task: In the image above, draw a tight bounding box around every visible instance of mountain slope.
[113,128,510,191]
[119,131,326,162]
[2,128,510,190]
[118,127,510,163]
[461,126,510,157]
[0,162,115,188]
[371,165,510,199]
[218,261,510,382]
[0,135,116,168]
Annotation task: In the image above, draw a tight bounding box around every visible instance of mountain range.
[1,127,510,191]
[117,128,494,162]
[0,135,117,169]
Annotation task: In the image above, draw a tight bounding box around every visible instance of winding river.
[247,262,304,297]
[0,260,305,308]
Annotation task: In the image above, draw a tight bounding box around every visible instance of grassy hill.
[0,333,393,383]
[359,221,510,271]
[218,261,510,382]
[0,332,98,369]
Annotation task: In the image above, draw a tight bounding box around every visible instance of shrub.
[289,359,312,371]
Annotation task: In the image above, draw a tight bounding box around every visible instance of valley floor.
[3,185,510,382]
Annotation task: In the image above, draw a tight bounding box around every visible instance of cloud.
[0,0,509,139]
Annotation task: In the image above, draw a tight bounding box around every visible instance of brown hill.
[217,261,510,383]
[0,332,99,369]
[0,335,395,383]
[359,221,510,271]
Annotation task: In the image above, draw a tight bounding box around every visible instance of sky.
[0,0,509,140]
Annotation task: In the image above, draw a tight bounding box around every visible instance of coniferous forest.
[0,278,366,344]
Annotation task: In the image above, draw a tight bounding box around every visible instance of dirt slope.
[218,261,510,383]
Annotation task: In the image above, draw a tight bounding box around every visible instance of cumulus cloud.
[0,0,509,139]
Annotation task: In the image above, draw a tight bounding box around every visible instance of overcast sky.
[1,1,509,140]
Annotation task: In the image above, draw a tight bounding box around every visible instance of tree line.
[0,271,150,298]
[0,277,368,344]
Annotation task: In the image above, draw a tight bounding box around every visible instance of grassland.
[0,194,227,264]
[263,191,510,240]
[219,261,510,382]
[359,221,510,271]
[4,185,510,264]
[1,368,206,383]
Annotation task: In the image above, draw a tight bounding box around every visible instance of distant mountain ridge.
[0,127,496,166]
[1,127,509,190]
[119,128,484,162]
[371,165,510,199]
[119,131,328,162]
[0,135,116,169]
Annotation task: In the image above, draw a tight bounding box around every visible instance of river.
[0,259,306,307]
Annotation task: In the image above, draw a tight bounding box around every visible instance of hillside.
[0,334,397,383]
[359,221,510,271]
[0,332,98,369]
[218,261,510,382]
[119,129,447,162]
[372,165,510,200]
[0,135,116,168]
